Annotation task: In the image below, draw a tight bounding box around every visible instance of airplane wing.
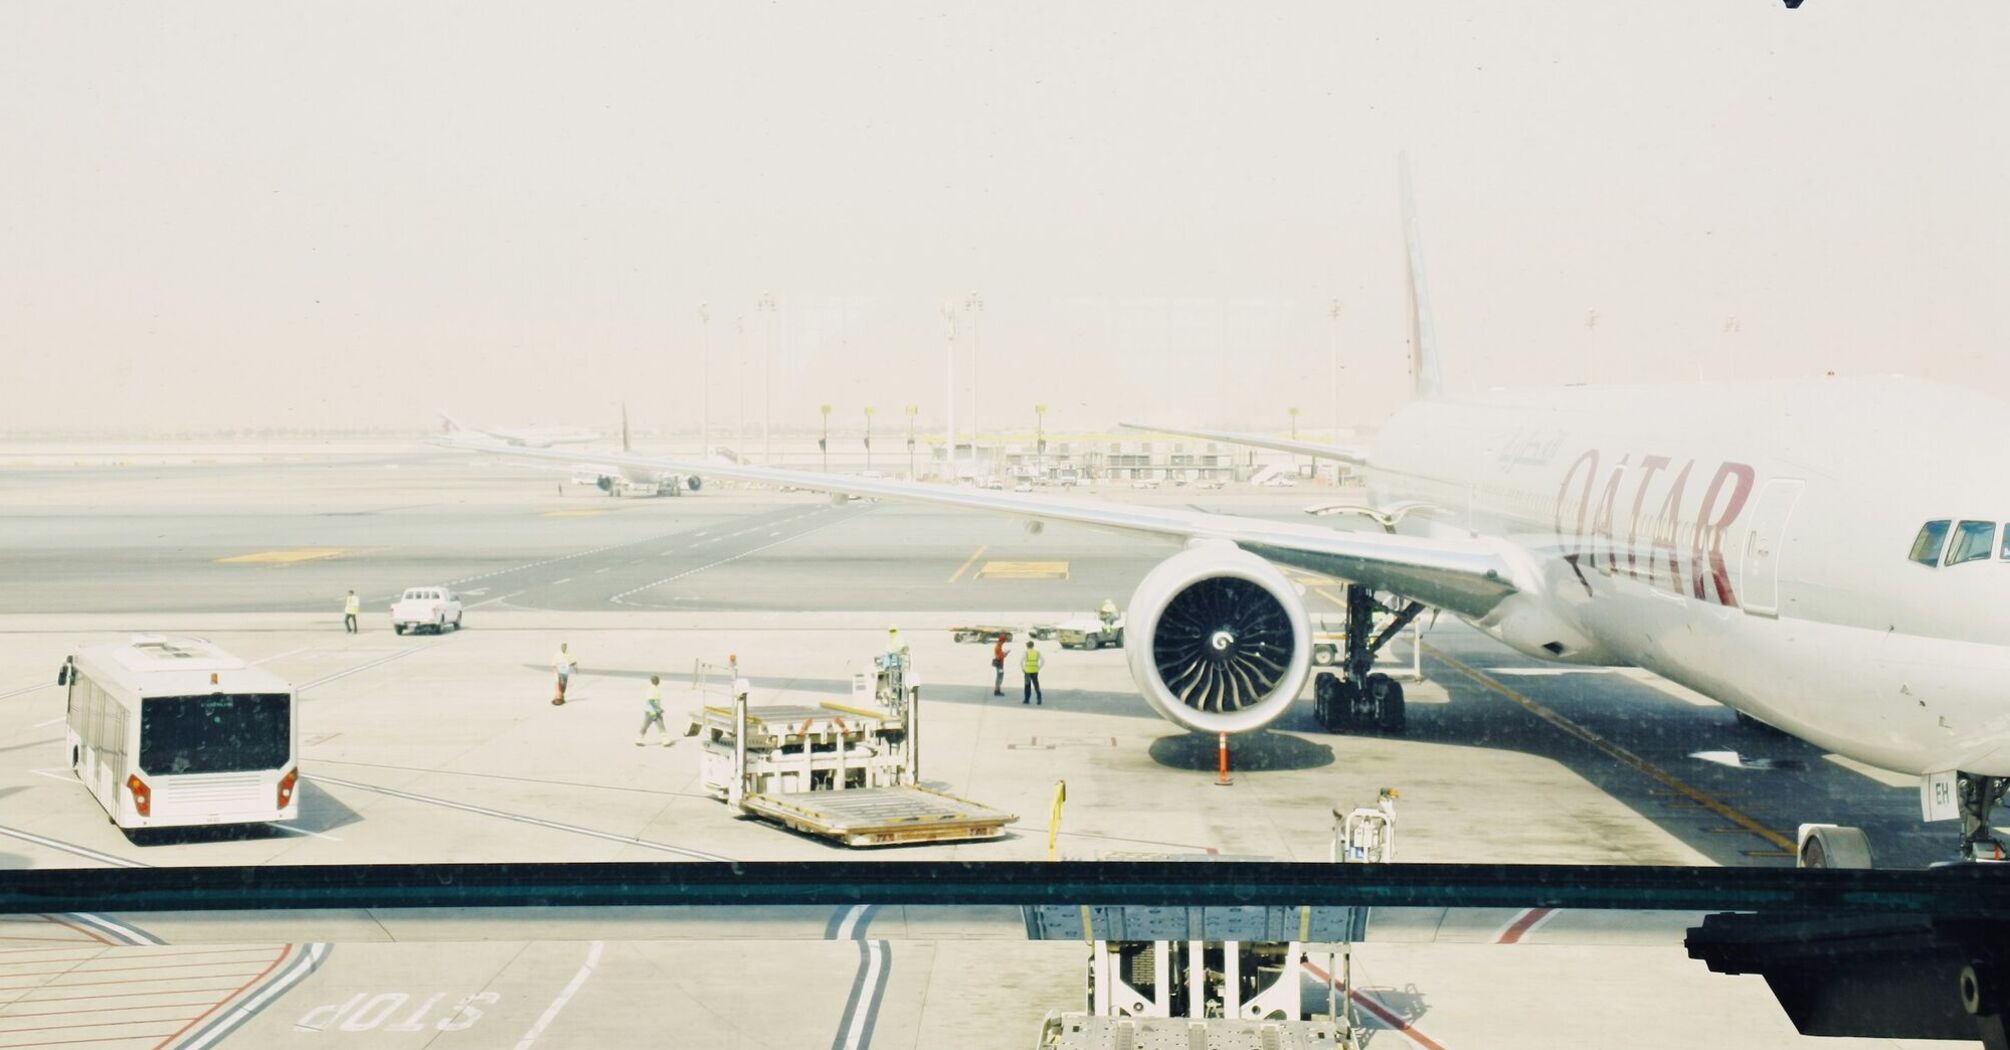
[1118,422,1372,465]
[436,435,1521,618]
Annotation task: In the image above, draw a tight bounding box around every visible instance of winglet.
[1400,156,1443,400]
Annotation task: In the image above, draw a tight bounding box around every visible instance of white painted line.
[311,775,729,860]
[0,823,146,868]
[63,911,162,946]
[184,942,331,1049]
[611,512,852,605]
[30,768,72,782]
[551,577,573,585]
[34,717,63,728]
[469,590,524,610]
[835,904,866,940]
[841,941,885,1050]
[514,940,603,1050]
[265,822,343,841]
[251,644,320,667]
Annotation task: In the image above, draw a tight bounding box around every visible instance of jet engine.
[686,475,703,492]
[1124,541,1313,734]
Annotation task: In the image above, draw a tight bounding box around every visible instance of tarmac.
[0,450,1960,1048]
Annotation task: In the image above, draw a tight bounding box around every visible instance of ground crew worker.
[637,674,671,746]
[1022,640,1044,705]
[552,643,577,705]
[992,633,1007,696]
[343,590,360,634]
[1099,599,1119,628]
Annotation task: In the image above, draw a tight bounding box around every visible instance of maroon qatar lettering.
[1553,451,1755,608]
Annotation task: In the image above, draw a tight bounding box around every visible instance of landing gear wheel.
[452,614,463,631]
[393,624,406,636]
[1366,673,1406,733]
[1313,645,1335,666]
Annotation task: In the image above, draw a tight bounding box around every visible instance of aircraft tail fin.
[621,403,631,453]
[438,411,466,436]
[1401,155,1443,400]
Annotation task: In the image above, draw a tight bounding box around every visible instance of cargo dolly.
[691,669,1016,848]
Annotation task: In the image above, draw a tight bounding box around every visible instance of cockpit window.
[1948,521,1997,565]
[1909,520,1951,566]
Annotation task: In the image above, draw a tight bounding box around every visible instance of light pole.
[698,303,711,457]
[757,292,777,465]
[1327,298,1343,450]
[734,317,747,458]
[819,403,832,472]
[942,301,957,480]
[1288,406,1300,477]
[1034,403,1047,479]
[863,406,875,472]
[964,291,983,476]
[904,404,918,480]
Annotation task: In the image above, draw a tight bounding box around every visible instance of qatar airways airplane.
[441,212,2010,867]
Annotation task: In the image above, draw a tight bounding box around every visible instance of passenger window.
[1948,521,1997,565]
[1909,520,1951,567]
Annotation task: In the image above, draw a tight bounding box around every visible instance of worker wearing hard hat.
[1098,599,1119,628]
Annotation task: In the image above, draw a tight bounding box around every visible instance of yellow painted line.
[977,560,1071,580]
[1423,642,1796,853]
[217,548,346,566]
[946,545,989,584]
[1312,586,1348,610]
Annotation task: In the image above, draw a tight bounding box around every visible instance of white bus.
[59,637,299,830]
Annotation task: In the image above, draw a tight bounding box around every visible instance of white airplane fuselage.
[1366,374,2010,778]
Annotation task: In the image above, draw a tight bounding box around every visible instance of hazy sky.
[4,4,2007,436]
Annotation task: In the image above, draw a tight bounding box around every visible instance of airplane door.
[1739,478,1804,618]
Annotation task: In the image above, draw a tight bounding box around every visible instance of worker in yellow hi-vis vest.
[1021,640,1044,706]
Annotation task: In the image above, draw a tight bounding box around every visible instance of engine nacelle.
[1125,541,1313,734]
[596,475,615,493]
[685,475,703,492]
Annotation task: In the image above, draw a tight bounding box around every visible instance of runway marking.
[0,682,53,701]
[216,548,346,565]
[551,577,574,585]
[610,509,850,605]
[1493,907,1558,943]
[59,912,161,946]
[945,545,988,584]
[975,560,1069,580]
[311,774,730,860]
[513,940,601,1050]
[468,589,525,610]
[0,824,147,868]
[299,641,441,694]
[1300,957,1448,1049]
[828,905,888,1050]
[1424,643,1796,853]
[176,942,330,1050]
[264,822,342,841]
[34,717,63,728]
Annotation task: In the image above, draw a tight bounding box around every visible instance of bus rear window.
[140,693,291,775]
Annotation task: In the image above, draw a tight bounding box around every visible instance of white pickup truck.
[391,586,463,635]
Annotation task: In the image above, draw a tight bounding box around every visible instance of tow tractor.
[1312,586,1428,734]
[687,652,1017,847]
[1053,615,1124,651]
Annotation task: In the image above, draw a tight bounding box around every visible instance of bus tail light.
[126,774,151,818]
[277,768,298,809]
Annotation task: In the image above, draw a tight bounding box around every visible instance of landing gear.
[1313,585,1423,734]
[1957,773,2009,862]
